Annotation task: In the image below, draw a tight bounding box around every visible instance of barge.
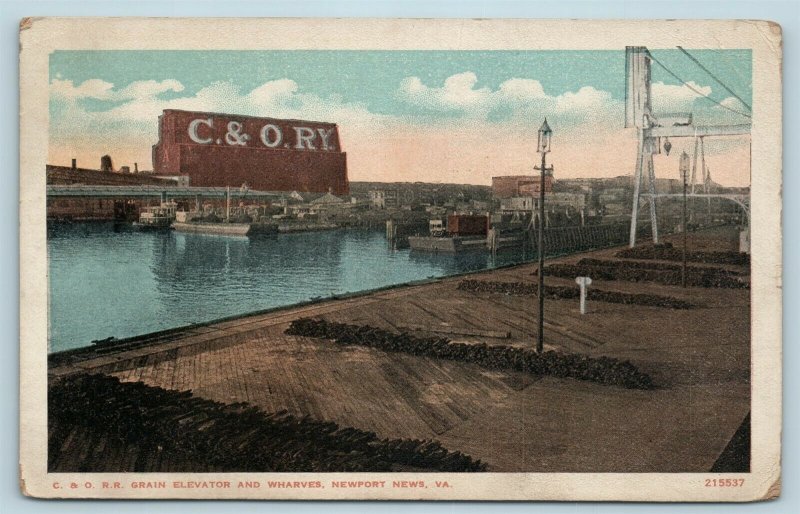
[408,235,488,253]
[409,215,490,253]
[277,220,338,233]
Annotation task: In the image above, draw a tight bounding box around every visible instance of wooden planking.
[398,323,511,339]
[112,324,524,442]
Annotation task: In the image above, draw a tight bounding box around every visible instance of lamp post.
[679,151,690,288]
[534,119,553,354]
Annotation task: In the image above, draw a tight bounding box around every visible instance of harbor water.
[48,222,530,353]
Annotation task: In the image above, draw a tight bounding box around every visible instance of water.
[48,222,530,353]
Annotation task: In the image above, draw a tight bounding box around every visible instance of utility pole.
[226,185,231,222]
[535,119,553,354]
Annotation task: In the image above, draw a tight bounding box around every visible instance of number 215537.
[705,478,745,487]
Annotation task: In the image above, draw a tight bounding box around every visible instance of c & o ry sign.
[188,118,338,151]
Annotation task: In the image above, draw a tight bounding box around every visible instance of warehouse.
[152,109,349,195]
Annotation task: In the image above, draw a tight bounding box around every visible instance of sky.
[48,49,753,186]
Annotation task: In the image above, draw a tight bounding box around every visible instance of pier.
[48,226,750,473]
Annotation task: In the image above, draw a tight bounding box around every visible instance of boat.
[172,220,278,237]
[133,201,178,230]
[168,185,279,237]
[408,235,488,253]
[408,216,489,253]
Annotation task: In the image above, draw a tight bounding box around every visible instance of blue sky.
[48,49,753,185]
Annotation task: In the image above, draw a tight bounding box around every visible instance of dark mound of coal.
[458,279,695,309]
[577,257,745,276]
[286,318,655,390]
[616,243,750,266]
[539,263,748,289]
[49,373,487,472]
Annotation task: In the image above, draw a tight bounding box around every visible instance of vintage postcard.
[20,18,781,500]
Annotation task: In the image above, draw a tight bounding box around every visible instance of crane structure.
[624,46,751,248]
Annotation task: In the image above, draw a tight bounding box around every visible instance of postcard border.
[19,17,782,501]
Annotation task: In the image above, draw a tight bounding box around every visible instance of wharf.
[48,226,750,472]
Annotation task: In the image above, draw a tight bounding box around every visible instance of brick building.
[492,174,553,199]
[152,109,349,195]
[47,165,177,187]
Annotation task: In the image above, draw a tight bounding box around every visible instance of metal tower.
[625,46,751,248]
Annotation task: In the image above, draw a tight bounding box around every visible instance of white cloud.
[116,79,185,100]
[50,77,382,126]
[50,78,184,102]
[396,72,617,126]
[248,79,299,106]
[719,96,746,111]
[555,86,612,113]
[497,78,547,100]
[651,81,712,114]
[397,72,492,112]
[716,96,752,120]
[50,78,115,100]
[647,81,752,126]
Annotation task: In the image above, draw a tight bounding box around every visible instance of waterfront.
[47,227,751,474]
[48,222,530,353]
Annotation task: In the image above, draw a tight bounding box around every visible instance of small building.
[310,192,346,206]
[470,199,490,211]
[368,189,399,209]
[287,191,320,204]
[548,192,587,211]
[499,197,536,213]
[499,192,586,216]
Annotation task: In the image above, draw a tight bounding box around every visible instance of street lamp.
[534,119,553,354]
[537,118,552,154]
[679,151,690,288]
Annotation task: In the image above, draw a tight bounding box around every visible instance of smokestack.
[71,158,76,170]
[134,162,138,173]
[100,155,113,172]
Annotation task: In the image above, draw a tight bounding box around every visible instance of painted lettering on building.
[186,117,337,151]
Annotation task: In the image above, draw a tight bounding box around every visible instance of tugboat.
[133,201,178,231]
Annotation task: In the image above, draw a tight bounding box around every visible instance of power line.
[677,46,752,112]
[645,50,752,119]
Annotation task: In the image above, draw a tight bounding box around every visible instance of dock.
[48,226,750,473]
